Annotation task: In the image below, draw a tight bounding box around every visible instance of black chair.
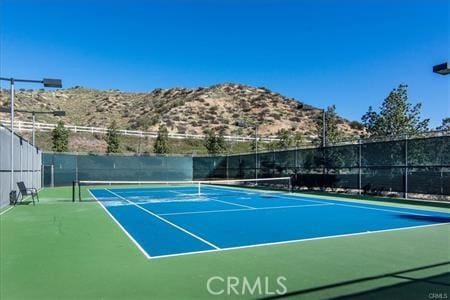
[16,182,39,205]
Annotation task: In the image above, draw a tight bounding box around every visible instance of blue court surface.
[89,185,450,259]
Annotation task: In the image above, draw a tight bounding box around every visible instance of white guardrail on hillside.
[0,119,279,142]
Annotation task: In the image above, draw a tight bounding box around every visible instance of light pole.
[0,77,62,192]
[322,108,326,147]
[236,119,259,179]
[297,103,327,147]
[254,125,258,180]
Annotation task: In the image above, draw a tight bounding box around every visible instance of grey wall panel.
[0,125,42,208]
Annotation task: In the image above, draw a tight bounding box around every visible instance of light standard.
[297,104,327,147]
[236,120,259,179]
[433,62,449,75]
[0,77,62,192]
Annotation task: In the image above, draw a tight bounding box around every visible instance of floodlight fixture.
[43,78,63,88]
[52,110,66,116]
[433,62,449,75]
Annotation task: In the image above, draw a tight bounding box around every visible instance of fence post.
[272,149,275,177]
[322,145,326,191]
[20,138,23,182]
[404,135,408,199]
[295,148,298,178]
[358,139,362,195]
[51,165,54,188]
[226,155,229,179]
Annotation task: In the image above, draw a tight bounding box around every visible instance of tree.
[263,130,304,151]
[106,121,120,153]
[51,121,69,152]
[316,105,341,145]
[216,129,228,153]
[203,129,227,154]
[204,130,216,154]
[436,117,450,131]
[249,128,259,152]
[276,129,293,149]
[361,84,429,137]
[325,105,341,143]
[266,141,278,151]
[292,132,304,147]
[250,138,258,152]
[154,125,170,154]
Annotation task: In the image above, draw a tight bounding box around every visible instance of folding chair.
[16,181,39,205]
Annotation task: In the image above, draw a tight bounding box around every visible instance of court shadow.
[334,273,450,300]
[333,272,450,300]
[259,262,450,300]
[15,200,33,206]
[395,214,450,223]
[79,199,97,203]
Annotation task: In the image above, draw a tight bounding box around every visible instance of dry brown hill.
[0,83,363,139]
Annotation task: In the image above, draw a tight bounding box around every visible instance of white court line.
[139,188,255,209]
[0,206,14,216]
[148,222,450,260]
[204,186,437,217]
[172,190,201,197]
[88,190,152,259]
[0,195,35,216]
[210,198,256,209]
[159,203,334,216]
[204,186,330,205]
[105,189,220,250]
[275,194,435,217]
[89,187,450,260]
[331,202,433,217]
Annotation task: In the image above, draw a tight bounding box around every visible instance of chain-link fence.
[42,152,193,187]
[0,124,42,208]
[193,134,450,199]
[41,133,449,200]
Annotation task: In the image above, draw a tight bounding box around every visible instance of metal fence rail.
[0,124,42,208]
[0,119,280,142]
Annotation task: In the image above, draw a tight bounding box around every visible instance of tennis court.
[86,179,450,259]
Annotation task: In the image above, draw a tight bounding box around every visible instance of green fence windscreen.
[43,135,449,197]
[193,135,450,197]
[43,153,193,186]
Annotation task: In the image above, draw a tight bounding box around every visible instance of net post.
[78,181,82,202]
[198,181,201,196]
[72,181,75,202]
[289,176,293,193]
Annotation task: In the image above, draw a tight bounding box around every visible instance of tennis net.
[74,177,292,202]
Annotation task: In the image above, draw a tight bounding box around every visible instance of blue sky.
[0,0,448,127]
